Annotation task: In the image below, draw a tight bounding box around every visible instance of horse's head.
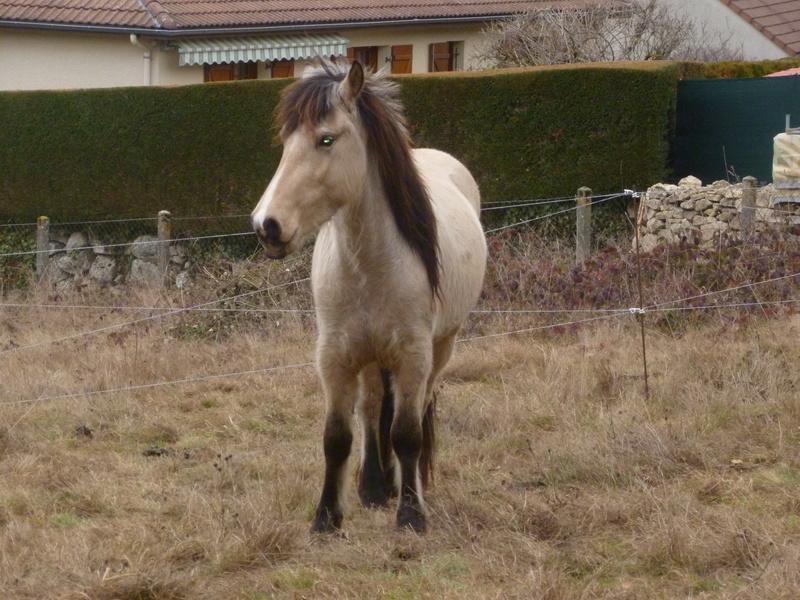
[252,60,369,259]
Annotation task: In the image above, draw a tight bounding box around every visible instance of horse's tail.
[420,392,436,489]
[379,369,396,497]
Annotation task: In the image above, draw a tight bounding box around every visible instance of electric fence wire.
[171,214,250,221]
[2,214,253,229]
[40,216,158,227]
[0,222,37,228]
[0,277,311,358]
[5,280,800,409]
[2,190,799,408]
[0,191,623,234]
[644,270,800,311]
[0,311,630,409]
[1,195,797,337]
[2,221,798,359]
[0,362,315,408]
[4,296,800,317]
[480,191,625,211]
[0,302,315,314]
[484,193,626,234]
[759,204,800,217]
[0,231,257,259]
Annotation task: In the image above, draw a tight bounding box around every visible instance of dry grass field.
[1,233,800,599]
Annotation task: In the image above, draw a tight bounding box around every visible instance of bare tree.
[476,0,743,68]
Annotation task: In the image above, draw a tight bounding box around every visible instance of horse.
[251,59,486,534]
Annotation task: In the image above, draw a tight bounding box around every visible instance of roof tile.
[0,0,619,31]
[2,0,796,57]
[721,0,800,55]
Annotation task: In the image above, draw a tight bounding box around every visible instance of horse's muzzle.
[254,217,288,259]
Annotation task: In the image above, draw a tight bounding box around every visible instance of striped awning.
[176,34,349,66]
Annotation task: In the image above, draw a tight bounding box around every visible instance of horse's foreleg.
[391,349,432,534]
[312,359,359,534]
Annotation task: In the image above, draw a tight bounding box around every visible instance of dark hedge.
[0,62,678,233]
[688,57,800,80]
[0,80,289,222]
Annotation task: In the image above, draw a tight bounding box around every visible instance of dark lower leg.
[311,415,353,533]
[358,424,388,508]
[392,413,426,533]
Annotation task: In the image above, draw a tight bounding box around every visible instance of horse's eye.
[319,135,335,148]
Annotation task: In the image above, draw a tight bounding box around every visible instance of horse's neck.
[337,175,390,246]
[332,174,397,275]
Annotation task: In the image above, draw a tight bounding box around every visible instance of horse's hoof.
[396,504,427,534]
[310,519,340,534]
[358,487,389,509]
[311,508,343,534]
[361,497,390,509]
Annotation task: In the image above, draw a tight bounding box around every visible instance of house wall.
[0,22,490,91]
[0,29,149,90]
[661,0,788,60]
[339,22,488,72]
[154,45,203,86]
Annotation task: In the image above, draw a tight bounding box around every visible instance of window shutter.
[391,45,413,74]
[271,59,294,78]
[429,42,452,72]
[204,63,235,82]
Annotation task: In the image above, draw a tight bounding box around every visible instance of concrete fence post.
[740,176,756,238]
[36,215,50,278]
[576,186,592,264]
[157,210,171,286]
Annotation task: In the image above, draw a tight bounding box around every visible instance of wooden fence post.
[740,176,756,238]
[576,186,592,264]
[157,210,171,286]
[36,215,50,277]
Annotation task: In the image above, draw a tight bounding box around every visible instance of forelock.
[276,61,347,134]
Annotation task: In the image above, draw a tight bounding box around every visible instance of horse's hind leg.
[391,341,433,533]
[311,354,359,533]
[357,364,394,508]
[428,333,456,400]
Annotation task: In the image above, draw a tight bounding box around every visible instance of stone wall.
[637,176,800,252]
[43,230,192,292]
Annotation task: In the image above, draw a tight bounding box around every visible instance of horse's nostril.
[263,218,281,241]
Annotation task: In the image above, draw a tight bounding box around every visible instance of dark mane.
[276,63,345,138]
[275,61,441,296]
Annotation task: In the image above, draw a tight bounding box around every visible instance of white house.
[661,0,800,60]
[0,0,797,91]
[0,0,603,91]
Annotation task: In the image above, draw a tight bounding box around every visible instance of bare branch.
[475,0,744,68]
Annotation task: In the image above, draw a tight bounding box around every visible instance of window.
[270,59,294,79]
[347,46,379,71]
[428,42,462,72]
[203,62,257,82]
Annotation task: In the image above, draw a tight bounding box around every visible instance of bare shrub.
[477,0,744,68]
[480,227,800,332]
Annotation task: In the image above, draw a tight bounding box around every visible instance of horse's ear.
[339,60,364,108]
